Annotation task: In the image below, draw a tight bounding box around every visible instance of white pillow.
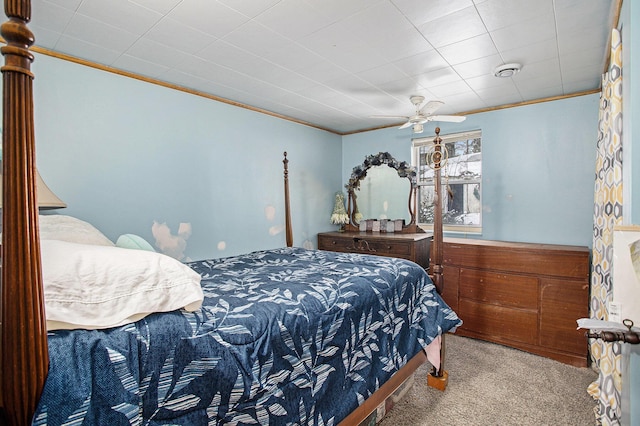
[41,240,203,331]
[39,214,114,246]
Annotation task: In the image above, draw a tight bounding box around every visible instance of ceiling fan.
[372,95,466,133]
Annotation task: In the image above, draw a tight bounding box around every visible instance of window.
[412,130,482,233]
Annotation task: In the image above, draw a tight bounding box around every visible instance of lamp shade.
[0,170,66,209]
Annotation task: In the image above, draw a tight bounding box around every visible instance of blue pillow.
[116,234,155,252]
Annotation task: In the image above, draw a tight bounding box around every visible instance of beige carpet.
[379,334,598,426]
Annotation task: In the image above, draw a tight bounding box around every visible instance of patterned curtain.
[588,28,623,426]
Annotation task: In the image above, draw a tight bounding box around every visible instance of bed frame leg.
[427,333,448,391]
[427,369,449,391]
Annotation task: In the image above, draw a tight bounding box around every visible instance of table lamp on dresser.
[0,168,67,237]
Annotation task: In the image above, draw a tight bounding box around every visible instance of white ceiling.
[30,0,618,134]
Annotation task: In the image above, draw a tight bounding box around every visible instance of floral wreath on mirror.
[346,152,416,192]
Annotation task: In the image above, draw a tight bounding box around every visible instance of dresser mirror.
[345,152,421,233]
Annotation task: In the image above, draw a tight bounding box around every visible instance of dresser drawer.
[458,299,538,345]
[318,234,353,252]
[459,268,538,310]
[355,237,412,258]
[443,238,590,279]
[321,235,411,257]
[540,278,588,356]
[317,232,431,269]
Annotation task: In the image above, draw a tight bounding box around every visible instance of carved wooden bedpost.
[283,152,293,247]
[431,127,444,294]
[427,127,448,390]
[1,0,49,424]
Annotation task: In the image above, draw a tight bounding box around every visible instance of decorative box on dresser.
[317,231,432,270]
[436,237,590,367]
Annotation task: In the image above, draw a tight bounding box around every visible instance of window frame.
[411,129,482,234]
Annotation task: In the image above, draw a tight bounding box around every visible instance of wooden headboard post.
[1,0,50,424]
[431,128,444,295]
[283,152,293,247]
[426,127,448,385]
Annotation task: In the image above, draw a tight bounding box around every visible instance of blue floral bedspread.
[34,247,461,425]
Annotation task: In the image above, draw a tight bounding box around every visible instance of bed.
[0,2,460,425]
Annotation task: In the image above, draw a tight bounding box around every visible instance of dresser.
[436,238,590,367]
[317,231,432,270]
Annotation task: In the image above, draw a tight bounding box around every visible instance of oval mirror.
[356,166,411,223]
[345,152,420,233]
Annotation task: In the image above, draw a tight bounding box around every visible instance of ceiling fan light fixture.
[493,63,522,78]
[371,96,466,130]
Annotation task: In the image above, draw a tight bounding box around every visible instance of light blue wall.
[32,54,342,261]
[344,94,599,248]
[31,52,600,252]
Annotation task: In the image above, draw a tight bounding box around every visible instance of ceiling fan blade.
[398,121,413,129]
[370,115,410,119]
[420,100,445,115]
[429,114,466,123]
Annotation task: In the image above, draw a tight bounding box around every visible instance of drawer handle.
[349,237,376,253]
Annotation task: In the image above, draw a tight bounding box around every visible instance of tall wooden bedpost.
[431,127,444,294]
[1,0,49,424]
[427,127,448,390]
[283,152,293,247]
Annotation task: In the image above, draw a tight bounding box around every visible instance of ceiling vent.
[493,63,522,78]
